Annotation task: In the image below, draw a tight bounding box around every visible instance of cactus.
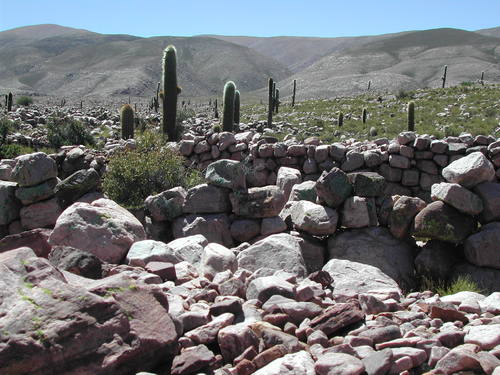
[441,65,447,88]
[267,78,273,126]
[214,98,219,119]
[338,112,344,127]
[367,80,371,91]
[275,88,280,114]
[407,101,415,131]
[222,81,236,132]
[292,79,296,107]
[234,90,240,125]
[272,82,277,113]
[7,92,12,112]
[362,107,367,124]
[161,45,181,140]
[120,104,134,140]
[480,71,484,86]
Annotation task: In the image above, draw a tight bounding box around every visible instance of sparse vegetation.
[102,130,204,209]
[46,116,95,149]
[420,275,483,296]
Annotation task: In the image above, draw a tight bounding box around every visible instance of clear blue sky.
[0,0,499,37]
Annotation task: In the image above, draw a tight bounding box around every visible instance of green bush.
[46,117,95,149]
[420,275,483,296]
[0,117,12,143]
[16,96,33,106]
[102,130,204,208]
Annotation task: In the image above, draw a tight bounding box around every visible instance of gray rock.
[20,197,63,230]
[464,222,500,269]
[389,196,427,238]
[172,213,233,248]
[48,245,102,279]
[55,169,100,208]
[341,196,377,229]
[246,275,295,302]
[474,182,500,223]
[15,178,57,205]
[316,168,353,208]
[290,200,338,235]
[341,151,364,171]
[205,159,246,191]
[323,259,402,300]
[145,187,186,222]
[167,234,208,268]
[288,180,317,202]
[253,351,315,375]
[126,240,181,267]
[261,216,287,236]
[201,242,237,280]
[442,151,495,188]
[183,184,231,214]
[237,233,307,278]
[348,172,386,197]
[389,154,410,169]
[230,186,286,218]
[11,152,58,187]
[315,353,365,375]
[230,219,260,242]
[276,166,302,201]
[431,182,484,216]
[451,263,500,294]
[327,227,416,290]
[0,181,21,225]
[414,240,461,281]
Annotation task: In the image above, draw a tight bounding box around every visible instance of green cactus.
[161,45,181,140]
[120,104,134,139]
[7,92,12,112]
[362,107,367,124]
[214,98,219,119]
[407,101,415,131]
[222,81,236,132]
[275,88,280,114]
[272,81,277,113]
[480,71,484,86]
[292,79,296,107]
[441,65,447,88]
[234,90,240,125]
[267,78,273,126]
[338,112,344,127]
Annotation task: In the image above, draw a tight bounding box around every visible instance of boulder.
[144,187,186,222]
[183,184,231,214]
[315,353,365,375]
[126,240,181,267]
[0,181,21,225]
[288,180,317,202]
[0,228,52,257]
[328,227,416,290]
[230,219,261,242]
[246,275,295,302]
[20,197,63,230]
[11,152,57,187]
[49,198,146,264]
[166,234,208,268]
[54,169,100,208]
[261,216,287,236]
[15,178,57,205]
[464,222,500,269]
[276,166,302,201]
[253,351,315,375]
[170,345,215,375]
[315,168,353,208]
[442,151,495,188]
[205,159,246,191]
[230,186,286,218]
[237,233,307,278]
[323,259,401,300]
[48,245,102,279]
[341,196,377,229]
[172,214,233,248]
[412,201,476,244]
[474,182,500,223]
[217,323,259,363]
[414,240,461,281]
[201,243,237,279]
[389,196,427,238]
[451,262,500,293]
[0,247,177,375]
[290,200,338,235]
[348,172,386,197]
[431,182,484,216]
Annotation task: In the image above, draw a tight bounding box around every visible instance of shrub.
[46,117,95,149]
[102,130,204,208]
[420,275,483,296]
[0,117,12,143]
[16,96,33,106]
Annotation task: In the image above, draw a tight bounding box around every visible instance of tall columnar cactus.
[480,71,484,86]
[367,80,371,91]
[7,92,12,112]
[267,78,273,126]
[272,82,277,113]
[275,88,280,114]
[222,81,236,132]
[292,79,296,107]
[362,107,367,124]
[338,112,344,127]
[162,45,181,140]
[407,101,415,131]
[214,98,219,119]
[120,104,134,139]
[441,65,447,88]
[234,90,240,125]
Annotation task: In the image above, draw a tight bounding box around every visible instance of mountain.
[272,28,500,99]
[0,24,499,100]
[0,24,290,98]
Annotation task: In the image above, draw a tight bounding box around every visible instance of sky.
[0,0,499,38]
